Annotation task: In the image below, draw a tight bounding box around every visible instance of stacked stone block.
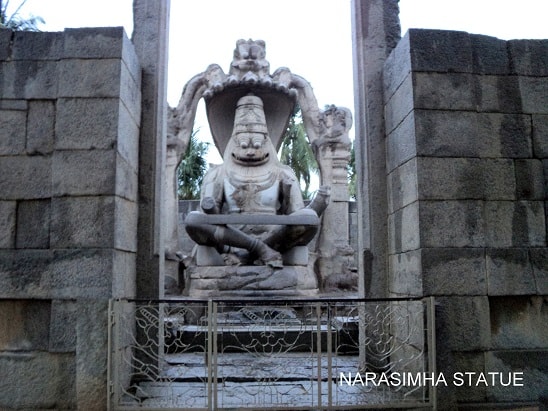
[0,27,140,408]
[384,29,547,405]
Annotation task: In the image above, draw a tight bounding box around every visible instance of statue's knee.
[185,214,214,245]
[289,224,318,245]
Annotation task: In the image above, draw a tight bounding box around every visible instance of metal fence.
[108,297,436,410]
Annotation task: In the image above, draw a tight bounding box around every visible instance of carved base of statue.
[184,264,318,298]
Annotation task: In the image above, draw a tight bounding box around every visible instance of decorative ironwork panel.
[108,298,435,410]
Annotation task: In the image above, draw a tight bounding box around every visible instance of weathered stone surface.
[388,250,422,297]
[414,111,532,158]
[413,72,475,111]
[47,249,114,298]
[476,74,523,113]
[63,27,125,59]
[27,100,55,155]
[436,296,490,351]
[282,246,309,266]
[515,159,545,199]
[422,248,487,295]
[508,39,548,76]
[384,72,413,134]
[419,201,484,248]
[195,245,224,266]
[449,352,488,403]
[485,350,548,402]
[16,199,50,249]
[12,31,63,60]
[485,201,546,247]
[388,201,419,253]
[490,296,547,349]
[114,197,138,252]
[187,265,318,297]
[386,111,416,172]
[470,34,510,75]
[530,248,548,294]
[112,250,136,298]
[408,29,473,73]
[417,157,515,200]
[49,299,78,352]
[0,351,75,409]
[75,300,109,410]
[55,97,120,150]
[0,300,50,351]
[116,155,139,201]
[0,201,16,248]
[519,76,548,114]
[0,60,58,99]
[50,196,115,248]
[0,109,26,154]
[0,250,51,298]
[419,200,542,251]
[383,29,411,102]
[118,92,141,169]
[52,149,117,196]
[0,249,116,298]
[0,155,51,200]
[120,58,142,126]
[0,28,11,61]
[486,248,536,296]
[121,30,141,84]
[387,157,417,213]
[533,114,548,158]
[0,99,27,110]
[58,58,122,98]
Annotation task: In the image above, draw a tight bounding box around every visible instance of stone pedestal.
[185,265,318,298]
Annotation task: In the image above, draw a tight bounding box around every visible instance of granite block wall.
[0,27,140,409]
[384,29,548,406]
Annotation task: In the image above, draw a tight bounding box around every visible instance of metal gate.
[108,298,436,410]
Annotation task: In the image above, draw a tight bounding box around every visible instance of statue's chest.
[224,173,279,214]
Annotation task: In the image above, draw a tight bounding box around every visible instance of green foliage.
[177,132,209,200]
[0,0,44,31]
[279,107,318,199]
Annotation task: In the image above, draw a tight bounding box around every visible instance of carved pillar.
[132,0,170,298]
[351,0,400,298]
[315,106,355,290]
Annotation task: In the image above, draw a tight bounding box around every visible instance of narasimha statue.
[185,94,329,268]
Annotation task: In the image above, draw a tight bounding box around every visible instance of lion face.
[230,131,270,166]
[231,39,268,73]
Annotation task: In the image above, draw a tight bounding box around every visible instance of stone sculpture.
[172,39,354,296]
[185,94,329,268]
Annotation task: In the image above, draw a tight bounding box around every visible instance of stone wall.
[384,29,548,406]
[0,27,140,409]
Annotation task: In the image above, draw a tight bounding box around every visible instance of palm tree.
[177,131,209,200]
[0,0,44,31]
[278,106,318,199]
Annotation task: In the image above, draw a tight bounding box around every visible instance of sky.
[7,0,548,161]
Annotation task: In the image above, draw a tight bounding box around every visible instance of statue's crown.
[232,94,268,136]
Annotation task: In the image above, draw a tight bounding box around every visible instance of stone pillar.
[315,106,355,290]
[132,0,170,298]
[351,0,401,297]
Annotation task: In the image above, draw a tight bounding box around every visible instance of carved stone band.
[186,212,319,226]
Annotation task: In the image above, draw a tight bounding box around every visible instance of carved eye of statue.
[240,140,249,149]
[251,135,265,149]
